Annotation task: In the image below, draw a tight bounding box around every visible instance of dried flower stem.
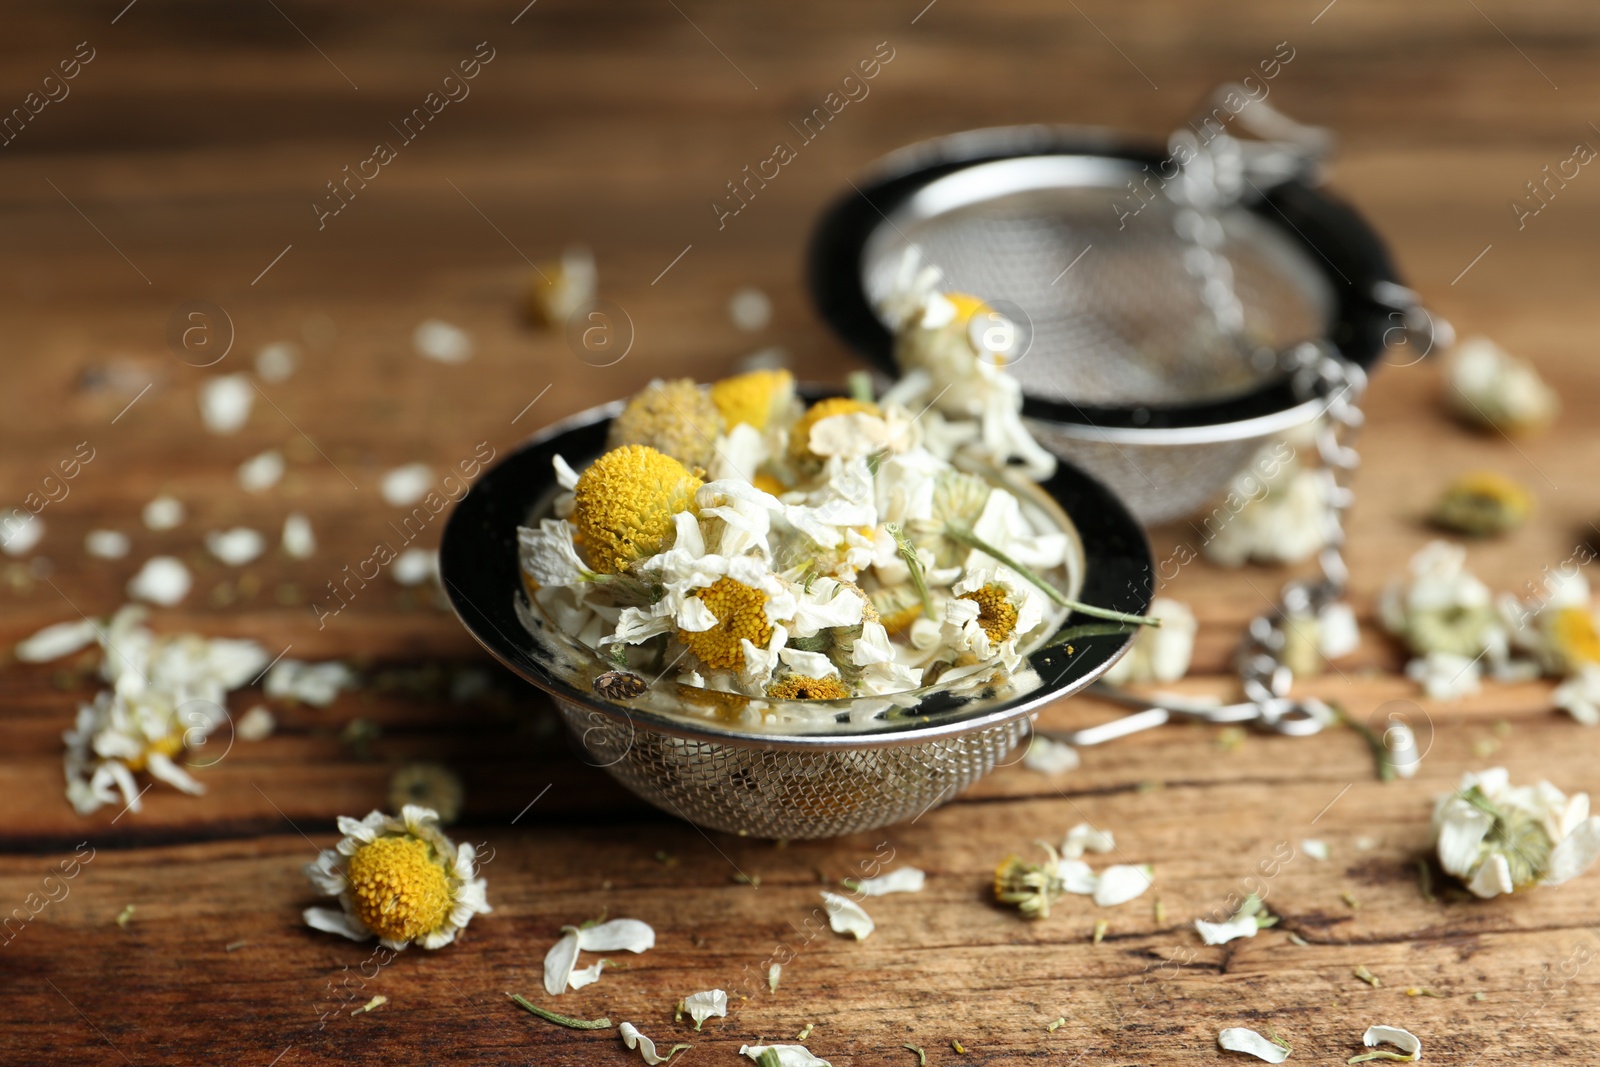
[903,1044,927,1066]
[506,993,612,1029]
[943,523,1160,627]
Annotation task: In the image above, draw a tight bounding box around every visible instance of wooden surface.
[5,2,1600,1064]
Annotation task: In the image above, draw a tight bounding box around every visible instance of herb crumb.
[903,1044,926,1066]
[1092,918,1109,944]
[1354,964,1381,988]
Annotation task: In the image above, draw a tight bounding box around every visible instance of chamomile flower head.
[606,378,722,469]
[678,576,776,670]
[1430,470,1534,538]
[993,842,1065,920]
[946,567,1046,661]
[1379,540,1505,660]
[388,761,464,825]
[789,397,879,465]
[1446,336,1558,435]
[868,582,927,636]
[572,445,703,574]
[710,368,799,432]
[767,674,852,700]
[303,805,490,950]
[1432,768,1600,898]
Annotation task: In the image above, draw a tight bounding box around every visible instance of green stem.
[506,993,612,1030]
[847,370,876,404]
[885,523,936,620]
[943,523,1160,628]
[1333,704,1396,783]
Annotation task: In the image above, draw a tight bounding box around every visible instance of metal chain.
[1235,342,1367,709]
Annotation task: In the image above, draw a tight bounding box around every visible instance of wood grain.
[5,1,1600,1064]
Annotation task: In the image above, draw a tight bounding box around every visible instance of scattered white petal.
[199,374,254,434]
[621,1022,685,1065]
[740,1045,831,1067]
[392,548,439,587]
[1218,1027,1290,1063]
[236,705,277,742]
[1361,1025,1421,1060]
[382,464,434,506]
[127,556,192,605]
[729,287,772,332]
[85,529,130,559]
[1062,822,1115,858]
[1,514,44,556]
[265,659,355,706]
[206,527,266,566]
[848,867,925,896]
[1056,859,1097,895]
[16,619,99,662]
[1022,735,1079,774]
[238,449,286,493]
[303,906,374,942]
[142,495,185,530]
[543,928,581,995]
[576,918,657,953]
[682,989,728,1029]
[255,341,298,382]
[1093,864,1153,907]
[1196,915,1260,946]
[282,512,316,560]
[414,319,473,363]
[1300,839,1329,862]
[768,963,781,991]
[820,891,874,939]
[569,959,611,989]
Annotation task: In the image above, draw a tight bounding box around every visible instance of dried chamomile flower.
[1217,1026,1290,1063]
[1379,541,1506,661]
[1554,666,1600,725]
[767,674,851,700]
[1430,471,1533,537]
[994,843,1067,919]
[1202,448,1331,568]
[1102,598,1196,685]
[679,577,776,671]
[1432,767,1600,898]
[606,378,722,470]
[711,368,798,432]
[1446,336,1557,434]
[302,805,490,949]
[388,762,464,824]
[527,245,597,328]
[571,445,703,574]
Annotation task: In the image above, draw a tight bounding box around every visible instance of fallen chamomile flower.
[1217,1027,1290,1063]
[1380,541,1507,694]
[1446,335,1557,434]
[820,891,874,939]
[1554,666,1600,726]
[1433,767,1600,898]
[303,805,490,949]
[84,529,130,559]
[543,917,656,994]
[526,245,596,328]
[199,374,253,434]
[413,319,473,363]
[1021,735,1079,774]
[1430,470,1533,537]
[16,618,99,663]
[206,527,266,566]
[1202,446,1332,568]
[58,606,269,814]
[388,761,464,825]
[1500,567,1600,677]
[1102,597,1196,685]
[127,556,192,606]
[681,989,728,1030]
[238,449,285,493]
[620,1022,689,1065]
[740,1044,831,1067]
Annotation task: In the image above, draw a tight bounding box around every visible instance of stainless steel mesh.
[557,699,1029,838]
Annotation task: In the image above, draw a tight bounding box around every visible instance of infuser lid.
[808,102,1406,434]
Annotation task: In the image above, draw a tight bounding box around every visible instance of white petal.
[382,464,434,506]
[553,454,581,490]
[1544,816,1600,886]
[1062,822,1115,858]
[303,850,347,895]
[682,989,728,1029]
[677,596,720,633]
[304,906,373,942]
[127,556,192,606]
[1056,859,1097,895]
[0,512,43,556]
[84,529,131,559]
[146,751,205,795]
[1362,1025,1421,1059]
[1434,802,1492,878]
[543,928,581,995]
[414,319,473,363]
[1093,864,1153,906]
[569,960,610,989]
[778,648,840,680]
[576,917,656,953]
[849,867,925,896]
[16,619,99,663]
[1300,839,1329,862]
[256,341,298,382]
[393,548,439,587]
[142,495,186,530]
[1196,915,1259,945]
[740,1045,831,1067]
[238,449,285,493]
[1217,1027,1290,1063]
[282,513,316,559]
[206,527,266,566]
[1022,736,1079,774]
[621,1022,685,1065]
[820,892,874,939]
[199,374,253,434]
[1467,852,1514,898]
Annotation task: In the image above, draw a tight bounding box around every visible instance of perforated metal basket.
[809,123,1413,523]
[440,402,1152,839]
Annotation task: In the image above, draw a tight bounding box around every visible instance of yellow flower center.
[767,674,851,700]
[1550,606,1600,670]
[751,472,788,497]
[869,583,924,635]
[572,445,703,574]
[605,378,722,469]
[124,731,185,773]
[678,577,772,670]
[346,835,453,943]
[711,369,794,431]
[789,397,879,463]
[960,583,1019,643]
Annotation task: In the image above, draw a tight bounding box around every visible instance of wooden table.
[5,1,1600,1063]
